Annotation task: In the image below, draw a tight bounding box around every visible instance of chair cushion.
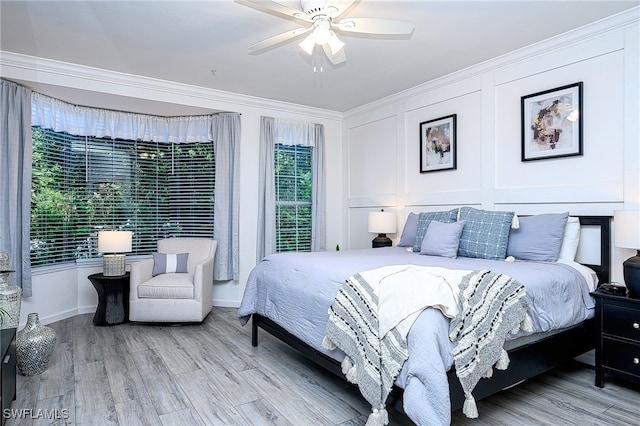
[152,252,189,276]
[157,238,215,275]
[137,273,195,299]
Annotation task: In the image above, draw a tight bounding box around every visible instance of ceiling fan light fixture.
[299,33,316,55]
[326,31,345,55]
[237,0,415,67]
[312,25,330,45]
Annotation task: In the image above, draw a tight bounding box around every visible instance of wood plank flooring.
[5,308,639,425]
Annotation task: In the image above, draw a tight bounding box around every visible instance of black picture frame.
[521,82,583,161]
[419,114,457,173]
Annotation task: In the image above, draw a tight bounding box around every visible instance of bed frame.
[250,216,611,413]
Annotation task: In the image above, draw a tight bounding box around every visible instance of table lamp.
[98,231,132,277]
[614,210,640,298]
[368,210,396,248]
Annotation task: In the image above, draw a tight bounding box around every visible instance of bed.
[238,210,611,425]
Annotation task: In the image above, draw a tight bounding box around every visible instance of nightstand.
[592,289,640,387]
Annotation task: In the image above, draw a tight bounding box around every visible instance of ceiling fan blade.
[322,43,346,65]
[324,0,358,20]
[249,27,312,52]
[334,17,414,35]
[234,0,312,24]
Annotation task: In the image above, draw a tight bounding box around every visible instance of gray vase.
[16,313,57,376]
[0,251,21,330]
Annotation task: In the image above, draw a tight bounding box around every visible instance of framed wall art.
[419,114,457,173]
[521,82,583,161]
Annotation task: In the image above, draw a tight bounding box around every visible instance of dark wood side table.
[1,327,16,425]
[88,272,130,326]
[592,288,640,387]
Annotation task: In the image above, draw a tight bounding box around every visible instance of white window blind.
[30,127,215,267]
[274,143,312,252]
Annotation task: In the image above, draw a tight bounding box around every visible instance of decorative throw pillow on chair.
[152,253,189,276]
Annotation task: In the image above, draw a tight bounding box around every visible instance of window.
[274,143,312,252]
[30,127,215,267]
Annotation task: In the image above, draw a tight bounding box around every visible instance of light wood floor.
[6,307,640,425]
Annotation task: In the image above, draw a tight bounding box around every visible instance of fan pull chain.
[312,46,324,74]
[313,48,324,88]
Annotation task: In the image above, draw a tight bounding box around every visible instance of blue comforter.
[237,247,595,425]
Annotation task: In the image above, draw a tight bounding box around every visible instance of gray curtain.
[212,113,241,281]
[256,117,276,262]
[256,116,325,262]
[311,123,326,252]
[0,80,32,296]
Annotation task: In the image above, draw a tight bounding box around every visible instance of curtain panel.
[212,113,241,281]
[311,123,326,252]
[0,80,33,296]
[257,117,277,261]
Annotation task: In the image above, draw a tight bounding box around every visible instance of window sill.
[32,255,152,276]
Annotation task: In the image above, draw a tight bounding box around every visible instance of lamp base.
[623,250,640,299]
[372,234,392,248]
[103,254,126,277]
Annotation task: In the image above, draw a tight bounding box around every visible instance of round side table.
[88,272,130,326]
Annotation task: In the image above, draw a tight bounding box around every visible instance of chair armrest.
[130,258,154,290]
[193,257,214,301]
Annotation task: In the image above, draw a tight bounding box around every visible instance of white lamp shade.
[368,211,396,234]
[98,231,132,253]
[326,31,345,54]
[614,210,640,249]
[299,33,315,55]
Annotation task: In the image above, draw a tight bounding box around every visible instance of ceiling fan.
[235,0,414,65]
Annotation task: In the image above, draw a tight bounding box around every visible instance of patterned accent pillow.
[457,207,514,260]
[412,208,460,252]
[152,252,189,276]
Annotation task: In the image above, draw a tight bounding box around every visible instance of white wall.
[1,53,344,325]
[343,9,639,284]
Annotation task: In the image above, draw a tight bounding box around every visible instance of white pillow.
[558,216,580,261]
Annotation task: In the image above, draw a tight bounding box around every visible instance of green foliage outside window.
[274,144,313,252]
[30,127,215,267]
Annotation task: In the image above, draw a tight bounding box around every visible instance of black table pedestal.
[88,272,130,326]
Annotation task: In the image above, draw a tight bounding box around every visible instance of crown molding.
[0,51,343,121]
[344,6,639,119]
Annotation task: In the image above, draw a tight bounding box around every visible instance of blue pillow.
[420,220,465,258]
[507,213,568,262]
[412,209,459,252]
[398,213,419,247]
[458,207,514,260]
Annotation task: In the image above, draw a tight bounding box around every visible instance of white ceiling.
[1,0,638,114]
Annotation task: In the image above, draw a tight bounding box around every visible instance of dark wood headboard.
[578,216,611,285]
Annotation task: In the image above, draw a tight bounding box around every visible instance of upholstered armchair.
[129,238,217,323]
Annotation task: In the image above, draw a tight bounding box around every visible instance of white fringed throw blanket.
[449,269,532,417]
[323,265,531,425]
